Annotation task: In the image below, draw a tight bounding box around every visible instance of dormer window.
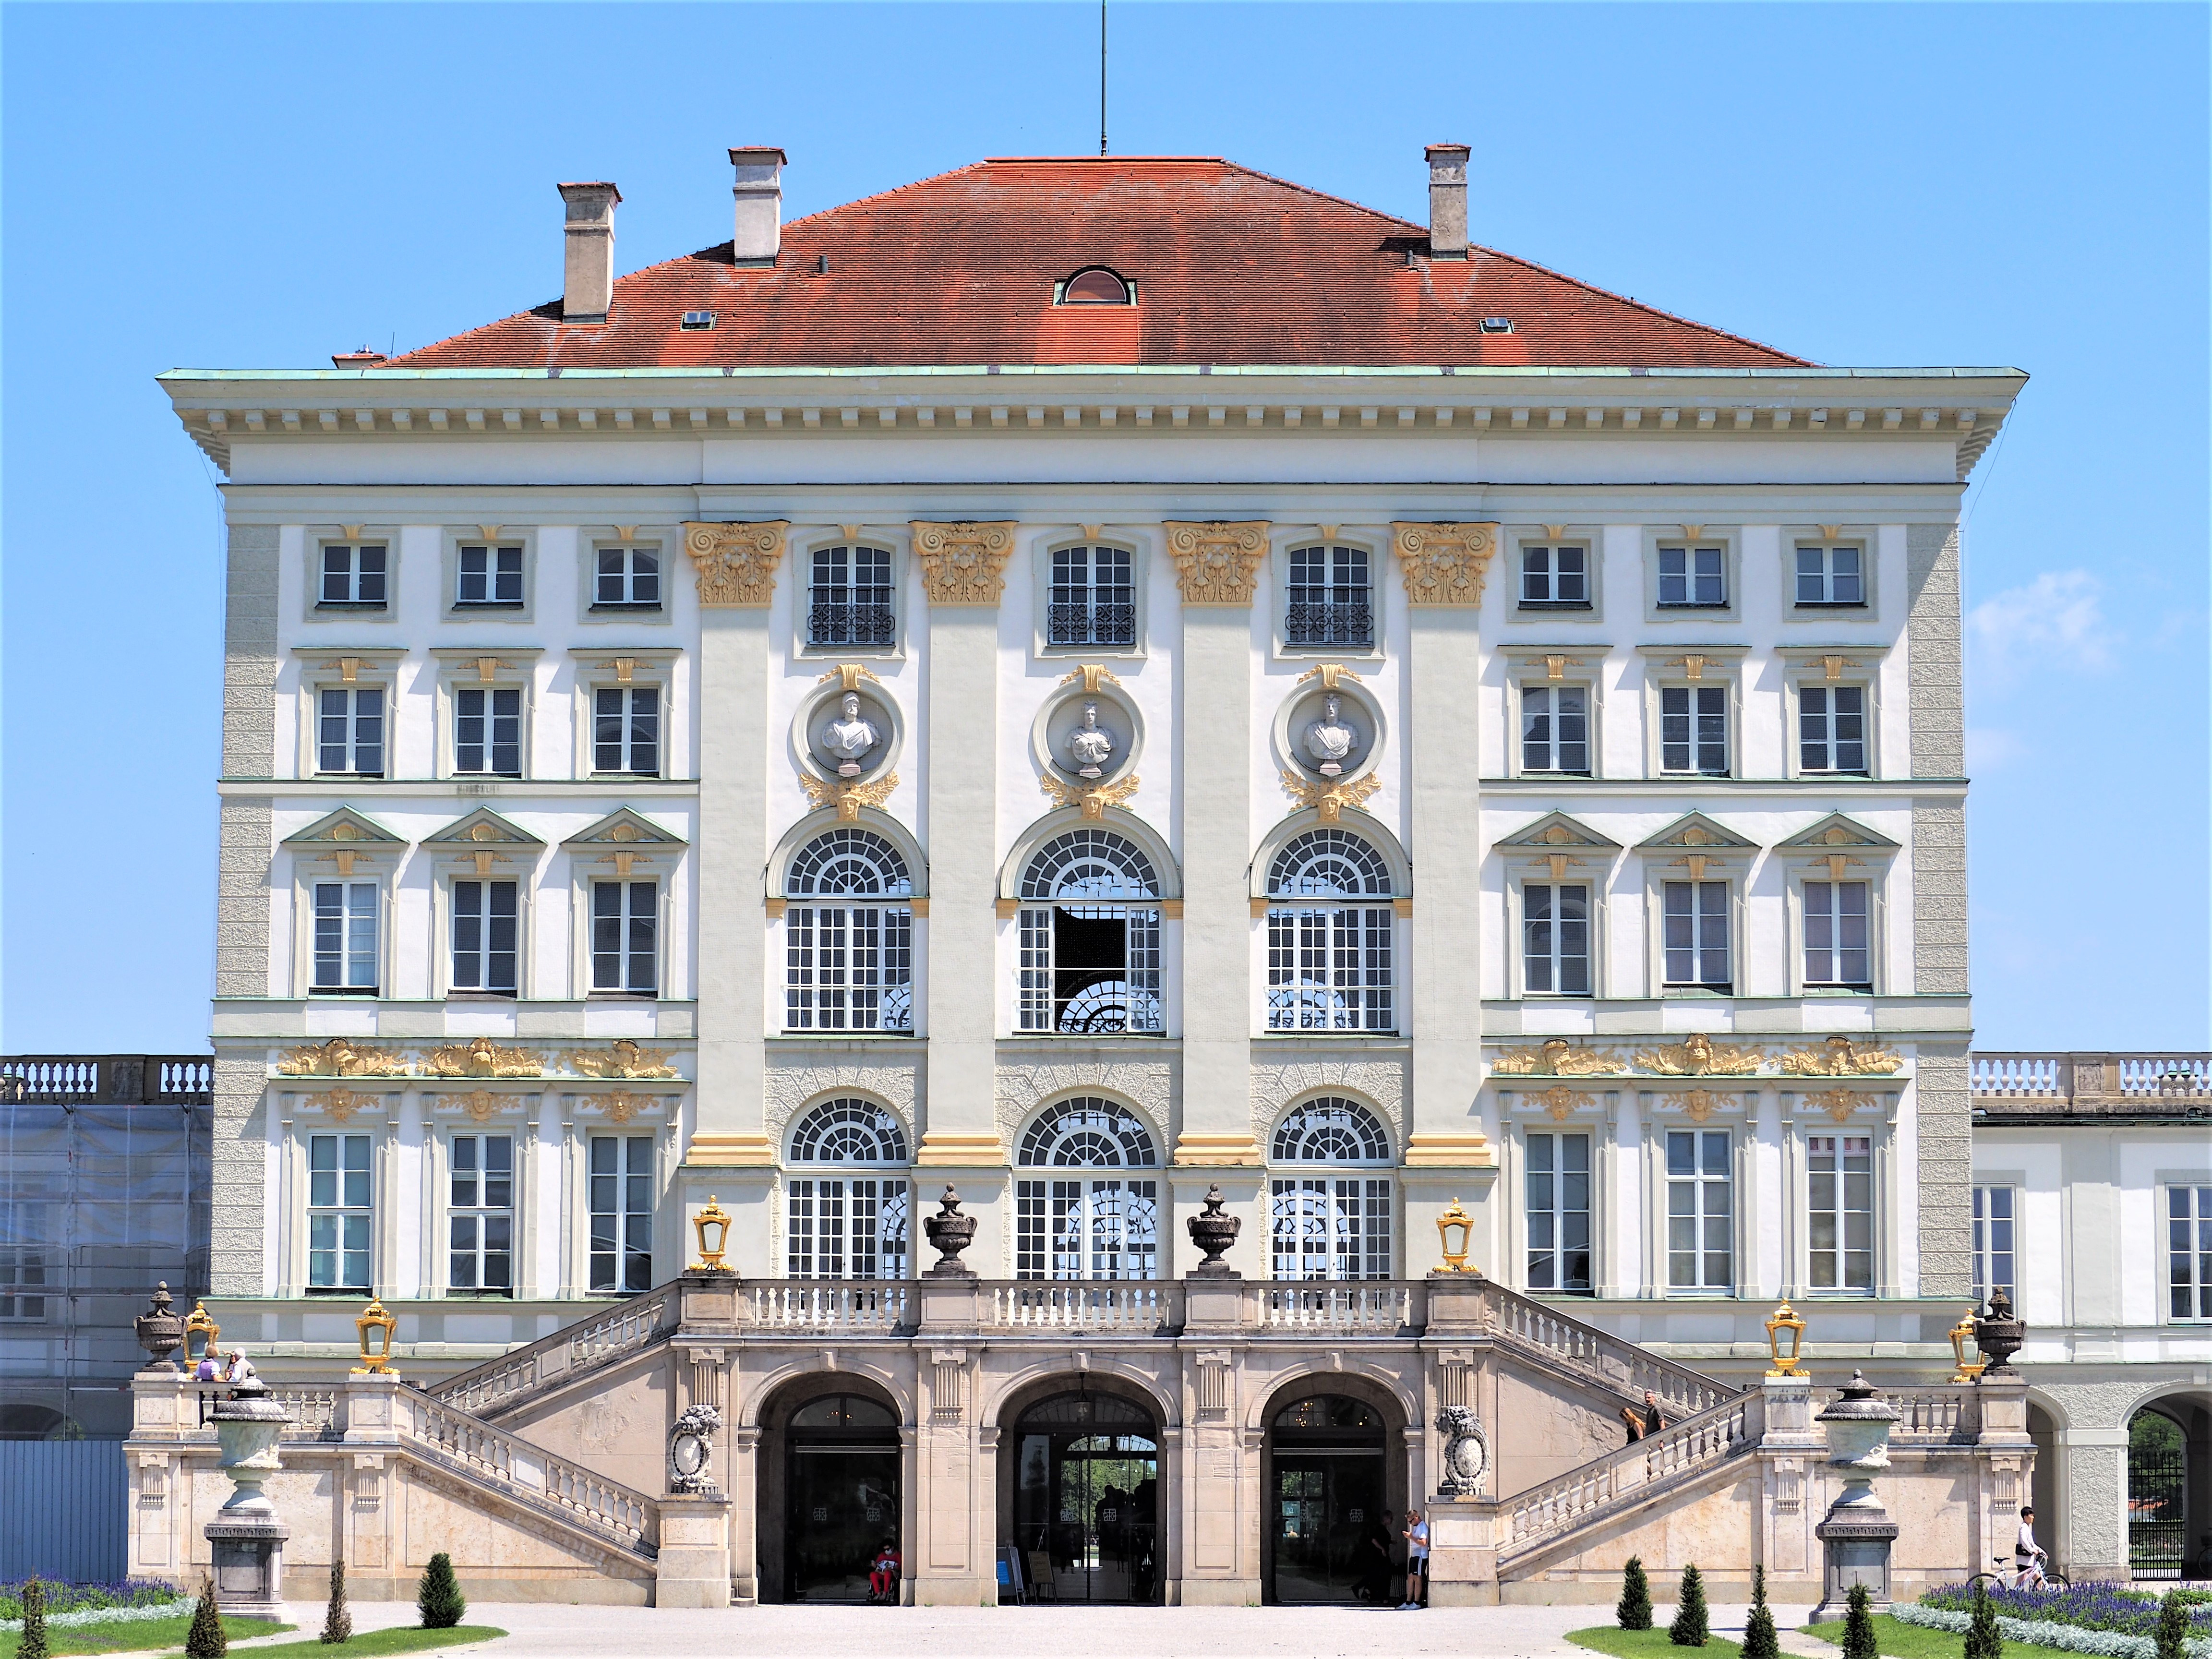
[1059,267,1133,305]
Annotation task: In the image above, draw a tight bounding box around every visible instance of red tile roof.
[391,157,1809,371]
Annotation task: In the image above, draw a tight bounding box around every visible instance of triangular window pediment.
[423,807,545,849]
[281,806,403,848]
[1498,811,1620,853]
[562,807,686,852]
[1636,811,1754,852]
[1776,812,1899,853]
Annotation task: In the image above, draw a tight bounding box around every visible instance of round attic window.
[1061,267,1132,305]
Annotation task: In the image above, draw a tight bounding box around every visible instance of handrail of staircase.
[399,1390,660,1557]
[426,1282,681,1417]
[1498,1390,1757,1563]
[1476,1280,1741,1420]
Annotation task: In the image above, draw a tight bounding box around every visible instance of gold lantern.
[1435,1197,1475,1274]
[691,1196,733,1272]
[1948,1308,1986,1382]
[351,1298,398,1375]
[182,1299,222,1365]
[1765,1301,1807,1377]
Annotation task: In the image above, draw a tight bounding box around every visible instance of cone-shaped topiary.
[417,1551,466,1629]
[1841,1581,1880,1659]
[1670,1563,1711,1647]
[185,1575,228,1659]
[1618,1556,1654,1630]
[321,1556,353,1645]
[2154,1591,2188,1659]
[1741,1564,1780,1659]
[18,1577,49,1659]
[1964,1579,2004,1659]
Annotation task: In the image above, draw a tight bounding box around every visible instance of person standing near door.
[1399,1509,1430,1609]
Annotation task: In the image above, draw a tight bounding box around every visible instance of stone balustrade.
[1971,1050,2212,1110]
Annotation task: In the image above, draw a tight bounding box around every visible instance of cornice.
[216,778,702,798]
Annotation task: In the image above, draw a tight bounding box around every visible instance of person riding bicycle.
[2014,1505,2048,1589]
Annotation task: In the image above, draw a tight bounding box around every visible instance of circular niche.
[792,678,903,785]
[1273,675,1386,785]
[1030,680,1144,788]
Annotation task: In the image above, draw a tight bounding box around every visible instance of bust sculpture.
[1303,693,1359,776]
[1066,701,1117,778]
[824,692,879,777]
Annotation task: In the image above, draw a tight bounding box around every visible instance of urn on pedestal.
[205,1382,296,1621]
[1185,1185,1242,1278]
[1973,1286,2026,1377]
[1811,1370,1901,1619]
[924,1188,978,1278]
[134,1282,186,1372]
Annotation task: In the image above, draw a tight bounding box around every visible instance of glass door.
[1270,1452,1386,1603]
[785,1394,901,1603]
[1009,1392,1161,1603]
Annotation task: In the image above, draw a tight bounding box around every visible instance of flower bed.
[0,1579,185,1622]
[1922,1581,2212,1641]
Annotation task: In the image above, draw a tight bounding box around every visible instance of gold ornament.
[800,769,900,823]
[1777,1035,1903,1077]
[1632,1033,1764,1077]
[683,520,786,607]
[561,1040,680,1081]
[1164,521,1269,605]
[1278,767,1383,824]
[1391,522,1498,606]
[276,1038,409,1078]
[910,521,1017,605]
[1042,771,1140,821]
[1532,1085,1596,1120]
[1490,1038,1628,1078]
[421,1036,543,1079]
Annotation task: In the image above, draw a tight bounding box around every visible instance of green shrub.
[417,1551,465,1630]
[185,1575,228,1659]
[1671,1563,1710,1647]
[18,1578,48,1659]
[320,1556,353,1645]
[1618,1556,1653,1630]
[2156,1591,2190,1659]
[1841,1581,1879,1659]
[1740,1563,1779,1659]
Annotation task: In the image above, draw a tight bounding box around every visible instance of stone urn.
[923,1187,978,1279]
[205,1384,295,1619]
[1973,1285,2027,1377]
[1812,1370,1901,1618]
[133,1282,185,1372]
[1185,1185,1242,1278]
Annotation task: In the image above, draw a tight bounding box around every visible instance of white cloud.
[1966,569,2116,682]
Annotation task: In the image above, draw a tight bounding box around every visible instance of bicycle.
[1968,1555,2069,1594]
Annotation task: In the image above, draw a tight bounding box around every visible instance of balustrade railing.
[1826,1383,1975,1444]
[1972,1051,2212,1106]
[0,1053,213,1105]
[986,1281,1181,1334]
[749,1282,911,1332]
[431,1285,678,1417]
[1478,1281,1735,1420]
[1501,1394,1755,1560]
[400,1392,657,1555]
[1258,1282,1419,1334]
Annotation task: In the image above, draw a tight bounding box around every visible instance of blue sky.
[2,2,2205,1054]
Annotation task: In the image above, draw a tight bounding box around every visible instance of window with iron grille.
[1795,543,1865,606]
[318,686,385,776]
[1799,685,1867,774]
[592,686,660,775]
[1657,543,1726,607]
[1666,1129,1731,1291]
[1285,543,1373,648]
[454,686,521,776]
[319,543,387,609]
[1803,880,1871,989]
[1264,830,1395,1032]
[588,1134,653,1293]
[1520,543,1590,609]
[451,879,517,995]
[2168,1186,2212,1320]
[1014,1099,1159,1280]
[312,881,379,995]
[1047,544,1135,646]
[1808,1133,1874,1291]
[808,544,895,648]
[1972,1185,2015,1306]
[1015,831,1162,1034]
[1662,880,1730,990]
[591,880,657,995]
[785,830,914,1031]
[456,542,523,607]
[1523,883,1591,996]
[308,1132,373,1291]
[1661,685,1729,774]
[1522,685,1590,773]
[448,1134,513,1293]
[1527,1131,1592,1293]
[595,545,661,609]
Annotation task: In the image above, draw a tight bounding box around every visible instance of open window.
[1015,830,1163,1034]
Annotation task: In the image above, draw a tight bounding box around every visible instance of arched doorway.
[1264,1392,1392,1604]
[2129,1404,2188,1580]
[757,1382,903,1604]
[1005,1385,1161,1603]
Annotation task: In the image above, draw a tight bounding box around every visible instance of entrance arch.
[999,1379,1163,1603]
[756,1374,905,1604]
[2127,1394,2212,1581]
[1261,1378,1408,1605]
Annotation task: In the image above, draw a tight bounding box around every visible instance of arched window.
[786,1098,910,1281]
[807,542,895,647]
[1285,543,1373,649]
[1270,1095,1393,1282]
[1048,543,1135,647]
[1060,267,1132,305]
[1264,829,1395,1034]
[1016,830,1162,1034]
[1015,1098,1159,1281]
[784,830,913,1033]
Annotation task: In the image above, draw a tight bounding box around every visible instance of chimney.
[1426,144,1470,260]
[557,182,622,323]
[729,146,787,266]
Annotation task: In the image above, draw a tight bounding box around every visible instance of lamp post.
[1948,1310,1987,1382]
[351,1298,397,1375]
[1765,1301,1808,1377]
[1435,1197,1476,1273]
[183,1300,221,1369]
[690,1196,734,1274]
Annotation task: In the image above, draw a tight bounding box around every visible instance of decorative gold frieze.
[1164,521,1269,605]
[437,1089,507,1123]
[276,1038,409,1079]
[302,1086,385,1123]
[801,769,900,823]
[1778,1036,1903,1077]
[683,520,787,607]
[910,521,1017,605]
[1632,1034,1764,1077]
[1490,1038,1627,1078]
[421,1036,543,1079]
[1531,1085,1597,1121]
[1805,1087,1877,1123]
[1391,522,1498,606]
[1658,1088,1730,1125]
[1042,770,1140,821]
[581,1091,658,1125]
[1277,766,1382,824]
[561,1039,681,1081]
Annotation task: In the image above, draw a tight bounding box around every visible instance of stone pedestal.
[655,1496,734,1608]
[1814,1510,1900,1617]
[206,1388,295,1621]
[1423,1496,1500,1606]
[1810,1372,1901,1620]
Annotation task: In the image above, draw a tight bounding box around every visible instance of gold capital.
[911,521,1017,606]
[683,520,787,607]
[1164,521,1270,605]
[1391,522,1498,606]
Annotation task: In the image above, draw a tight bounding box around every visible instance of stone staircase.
[428,1282,682,1420]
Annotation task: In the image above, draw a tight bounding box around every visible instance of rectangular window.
[2168,1186,2212,1320]
[785,902,913,1030]
[1519,544,1589,608]
[447,1134,514,1293]
[1660,685,1729,774]
[312,881,379,994]
[1522,684,1590,773]
[588,1135,653,1293]
[595,545,661,608]
[1526,1132,1592,1293]
[1666,1129,1731,1291]
[1658,544,1727,607]
[455,543,524,607]
[1972,1186,2016,1306]
[1799,685,1867,774]
[307,1132,373,1291]
[592,685,660,775]
[1807,1133,1874,1291]
[1269,1178,1393,1280]
[1047,544,1136,647]
[451,879,518,995]
[454,686,522,776]
[1523,883,1591,996]
[317,686,385,776]
[1795,543,1865,606]
[319,543,388,609]
[1016,903,1163,1034]
[1662,881,1730,990]
[1266,905,1395,1031]
[786,1178,910,1280]
[808,544,895,647]
[0,1248,48,1321]
[591,880,657,995]
[1803,880,1872,989]
[1285,543,1373,648]
[1014,1178,1158,1280]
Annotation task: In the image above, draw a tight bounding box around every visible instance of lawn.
[1803,1612,1965,1659]
[206,1625,508,1657]
[0,1614,286,1657]
[1569,1627,1747,1659]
